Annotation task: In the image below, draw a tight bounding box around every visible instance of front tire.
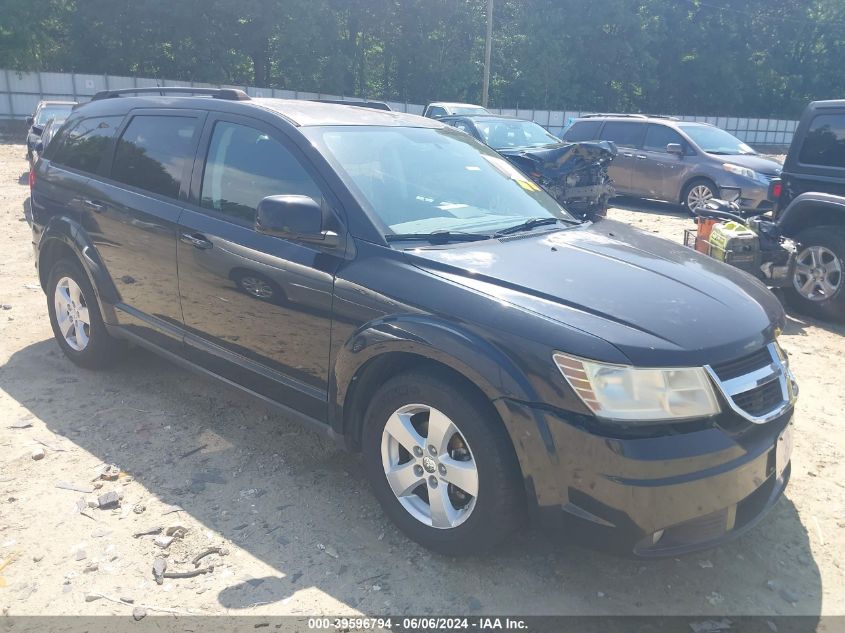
[785,227,845,322]
[362,369,523,555]
[47,258,124,368]
[683,179,718,214]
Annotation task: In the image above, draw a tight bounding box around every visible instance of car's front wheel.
[785,227,845,322]
[683,179,718,214]
[47,258,124,368]
[362,369,523,555]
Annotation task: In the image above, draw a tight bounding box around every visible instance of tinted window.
[201,121,321,223]
[799,114,845,168]
[643,124,686,153]
[50,116,122,173]
[426,106,447,118]
[111,115,198,199]
[563,120,601,142]
[599,121,645,148]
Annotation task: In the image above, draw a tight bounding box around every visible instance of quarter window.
[599,121,646,148]
[799,114,845,168]
[50,116,122,173]
[111,115,198,199]
[643,124,686,153]
[200,121,321,223]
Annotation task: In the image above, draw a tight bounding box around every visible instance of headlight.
[723,163,757,180]
[553,353,720,422]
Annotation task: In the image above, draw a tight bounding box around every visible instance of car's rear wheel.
[683,179,718,214]
[47,258,123,368]
[785,227,845,322]
[362,369,523,554]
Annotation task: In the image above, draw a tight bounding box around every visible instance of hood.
[714,153,783,175]
[404,220,783,367]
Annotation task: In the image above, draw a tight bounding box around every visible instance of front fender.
[38,216,121,311]
[333,315,539,410]
[776,192,845,236]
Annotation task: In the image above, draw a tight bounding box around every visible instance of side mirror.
[34,141,44,153]
[255,195,338,246]
[26,116,34,126]
[31,125,43,136]
[666,143,683,155]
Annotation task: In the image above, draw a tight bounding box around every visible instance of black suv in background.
[31,88,796,556]
[768,100,845,320]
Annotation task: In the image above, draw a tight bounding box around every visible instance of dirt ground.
[1,137,843,621]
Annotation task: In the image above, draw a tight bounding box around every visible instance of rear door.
[176,113,344,419]
[598,121,646,194]
[638,124,689,201]
[783,110,845,208]
[87,109,205,352]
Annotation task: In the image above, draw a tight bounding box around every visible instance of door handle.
[82,199,105,213]
[180,233,213,250]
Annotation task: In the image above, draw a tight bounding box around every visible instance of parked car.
[423,101,489,118]
[26,100,76,163]
[30,116,67,164]
[562,114,783,213]
[31,87,796,556]
[441,114,617,219]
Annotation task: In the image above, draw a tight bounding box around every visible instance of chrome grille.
[706,343,797,424]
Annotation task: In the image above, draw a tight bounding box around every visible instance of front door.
[177,114,344,419]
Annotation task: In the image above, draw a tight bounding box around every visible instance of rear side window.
[200,121,321,223]
[50,116,122,173]
[599,121,646,148]
[799,114,845,168]
[111,115,198,199]
[426,106,447,118]
[563,120,601,142]
[643,124,686,153]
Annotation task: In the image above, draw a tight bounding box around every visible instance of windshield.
[35,105,74,126]
[450,106,489,116]
[477,119,561,149]
[678,124,756,155]
[304,125,574,236]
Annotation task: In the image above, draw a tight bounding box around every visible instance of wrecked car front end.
[500,141,617,221]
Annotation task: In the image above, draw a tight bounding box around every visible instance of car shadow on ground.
[1,338,823,616]
[611,196,691,217]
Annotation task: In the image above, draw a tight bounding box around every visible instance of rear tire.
[785,227,845,322]
[47,258,124,369]
[361,369,523,555]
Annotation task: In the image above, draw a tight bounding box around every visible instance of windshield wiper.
[386,230,493,244]
[493,217,576,237]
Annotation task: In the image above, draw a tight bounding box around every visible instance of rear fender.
[776,192,845,237]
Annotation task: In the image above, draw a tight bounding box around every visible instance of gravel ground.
[0,139,843,620]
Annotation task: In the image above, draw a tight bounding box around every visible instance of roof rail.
[91,87,251,102]
[312,99,392,111]
[579,112,680,121]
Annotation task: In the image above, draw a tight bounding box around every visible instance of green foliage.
[1,0,842,117]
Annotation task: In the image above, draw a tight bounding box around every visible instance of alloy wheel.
[54,276,91,351]
[793,245,842,301]
[687,184,714,212]
[240,276,275,299]
[380,404,478,529]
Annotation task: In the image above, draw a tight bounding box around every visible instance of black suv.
[31,88,796,556]
[769,100,845,320]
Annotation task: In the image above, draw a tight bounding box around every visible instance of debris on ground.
[31,447,45,461]
[153,535,174,549]
[9,419,32,429]
[698,560,714,569]
[779,588,800,605]
[152,558,167,585]
[96,490,122,509]
[84,593,101,602]
[56,481,95,494]
[163,565,214,579]
[83,562,99,573]
[133,503,146,515]
[95,464,121,482]
[132,606,148,621]
[705,591,724,606]
[317,543,339,558]
[165,525,189,538]
[689,619,732,633]
[133,526,163,538]
[191,546,228,567]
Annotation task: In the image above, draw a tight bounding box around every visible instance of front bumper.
[717,177,774,212]
[496,399,792,556]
